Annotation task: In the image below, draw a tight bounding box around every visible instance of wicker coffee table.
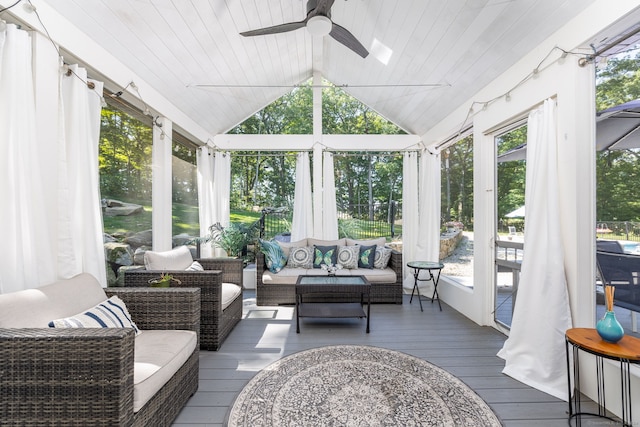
[295,275,371,333]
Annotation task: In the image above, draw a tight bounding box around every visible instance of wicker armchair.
[124,257,244,351]
[0,287,200,427]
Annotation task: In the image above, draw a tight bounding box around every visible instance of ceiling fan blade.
[329,23,369,58]
[309,0,335,17]
[240,21,306,37]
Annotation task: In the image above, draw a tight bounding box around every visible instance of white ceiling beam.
[213,134,421,151]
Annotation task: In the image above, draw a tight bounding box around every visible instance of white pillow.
[48,295,140,335]
[144,246,193,270]
[374,247,393,269]
[288,246,314,269]
[337,245,359,269]
[185,260,204,271]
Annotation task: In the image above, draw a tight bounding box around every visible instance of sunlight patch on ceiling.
[370,38,393,65]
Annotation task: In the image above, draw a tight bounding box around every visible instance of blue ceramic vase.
[596,310,624,343]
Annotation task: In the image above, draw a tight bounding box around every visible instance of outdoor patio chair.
[596,249,640,331]
[124,250,244,351]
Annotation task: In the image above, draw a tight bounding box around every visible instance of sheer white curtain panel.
[213,152,231,228]
[58,65,107,285]
[322,151,339,240]
[291,152,314,241]
[497,98,573,401]
[402,151,419,290]
[0,25,55,292]
[197,147,215,257]
[413,150,442,294]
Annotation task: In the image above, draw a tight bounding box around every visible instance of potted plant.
[194,221,261,265]
[148,273,181,287]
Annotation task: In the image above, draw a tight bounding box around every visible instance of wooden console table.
[565,328,640,426]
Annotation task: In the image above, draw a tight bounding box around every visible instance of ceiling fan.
[240,0,369,58]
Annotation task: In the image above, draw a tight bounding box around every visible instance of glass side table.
[407,261,444,311]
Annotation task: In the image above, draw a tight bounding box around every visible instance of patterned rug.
[227,345,502,426]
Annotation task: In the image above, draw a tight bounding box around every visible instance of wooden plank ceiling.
[43,0,598,138]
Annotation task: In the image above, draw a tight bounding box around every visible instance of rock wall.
[439,229,463,260]
[383,229,463,261]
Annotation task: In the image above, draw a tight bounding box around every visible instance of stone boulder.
[104,241,134,266]
[133,246,150,265]
[124,230,153,249]
[102,199,144,217]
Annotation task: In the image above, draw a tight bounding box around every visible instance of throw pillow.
[185,260,204,271]
[259,239,287,273]
[337,245,359,269]
[313,245,338,268]
[358,244,376,269]
[374,247,393,269]
[276,239,308,258]
[48,295,140,335]
[288,246,314,269]
[144,245,193,270]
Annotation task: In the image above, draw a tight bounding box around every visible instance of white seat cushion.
[262,268,307,285]
[357,268,397,283]
[222,283,242,310]
[133,329,197,412]
[262,267,396,285]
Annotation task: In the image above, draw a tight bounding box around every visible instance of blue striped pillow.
[48,295,140,335]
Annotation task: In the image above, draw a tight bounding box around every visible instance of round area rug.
[227,345,502,426]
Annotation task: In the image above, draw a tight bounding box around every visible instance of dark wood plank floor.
[173,290,606,426]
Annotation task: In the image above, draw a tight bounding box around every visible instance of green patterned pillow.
[358,244,376,269]
[259,239,287,273]
[313,245,338,268]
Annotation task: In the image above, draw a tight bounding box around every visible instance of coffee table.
[295,275,371,333]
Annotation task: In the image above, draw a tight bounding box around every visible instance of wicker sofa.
[124,254,244,351]
[257,237,403,306]
[0,273,200,427]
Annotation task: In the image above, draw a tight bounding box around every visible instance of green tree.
[99,106,153,202]
[496,128,527,219]
[442,136,474,227]
[596,52,640,221]
[228,80,405,219]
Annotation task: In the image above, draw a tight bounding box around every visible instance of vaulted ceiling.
[40,0,600,138]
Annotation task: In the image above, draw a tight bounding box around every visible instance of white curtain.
[413,149,442,294]
[58,65,107,285]
[0,25,106,292]
[197,147,215,257]
[322,151,339,240]
[213,151,231,228]
[291,152,313,241]
[402,151,419,291]
[497,98,573,401]
[0,24,55,292]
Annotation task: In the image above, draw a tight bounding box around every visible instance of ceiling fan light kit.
[307,16,332,37]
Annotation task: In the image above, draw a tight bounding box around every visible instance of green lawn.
[103,202,399,240]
